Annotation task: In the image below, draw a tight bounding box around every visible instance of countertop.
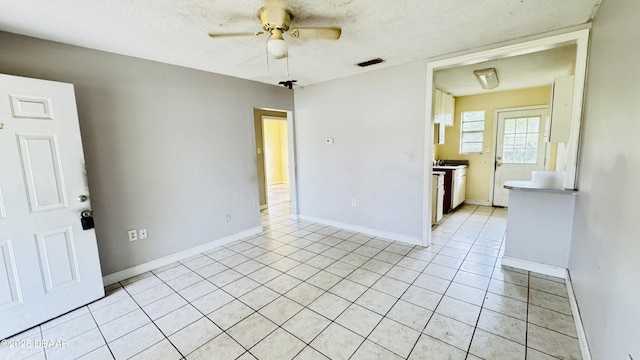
[432,171,446,176]
[433,165,468,170]
[504,180,578,195]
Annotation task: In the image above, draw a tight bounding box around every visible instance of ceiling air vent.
[356,58,385,67]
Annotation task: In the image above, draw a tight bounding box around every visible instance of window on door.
[502,116,541,164]
[460,111,485,154]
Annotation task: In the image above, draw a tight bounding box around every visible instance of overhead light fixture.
[267,29,288,59]
[474,68,499,89]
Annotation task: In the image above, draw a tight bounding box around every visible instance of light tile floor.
[267,184,289,207]
[2,204,583,360]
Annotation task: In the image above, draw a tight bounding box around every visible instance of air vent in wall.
[356,58,385,67]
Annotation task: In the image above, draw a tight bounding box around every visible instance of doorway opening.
[423,28,590,246]
[263,117,290,207]
[253,108,298,216]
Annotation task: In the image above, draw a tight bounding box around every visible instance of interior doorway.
[492,107,548,206]
[263,117,290,207]
[253,108,297,213]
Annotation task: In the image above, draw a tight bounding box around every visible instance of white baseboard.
[500,256,566,278]
[102,226,263,286]
[565,269,592,360]
[260,204,268,210]
[464,199,492,206]
[298,214,422,246]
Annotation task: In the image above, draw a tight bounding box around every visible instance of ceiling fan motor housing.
[259,7,291,32]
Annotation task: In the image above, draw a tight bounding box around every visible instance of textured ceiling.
[0,0,601,87]
[436,44,578,97]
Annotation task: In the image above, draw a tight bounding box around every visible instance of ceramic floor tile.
[222,277,260,298]
[131,283,176,307]
[360,259,393,274]
[328,279,368,302]
[194,262,228,278]
[42,313,97,342]
[46,328,105,360]
[323,261,357,277]
[307,292,351,320]
[238,285,280,310]
[208,269,244,288]
[154,304,203,336]
[445,282,486,306]
[346,268,382,287]
[306,271,342,290]
[207,300,254,330]
[156,265,192,283]
[227,312,278,348]
[355,288,398,315]
[282,308,331,343]
[92,297,140,325]
[310,323,364,360]
[435,296,481,326]
[469,328,526,360]
[423,263,458,280]
[284,282,325,306]
[424,312,475,350]
[477,308,527,345]
[178,280,218,302]
[453,270,491,290]
[99,308,150,342]
[293,346,330,360]
[129,339,181,360]
[76,345,114,360]
[488,278,528,302]
[191,289,234,314]
[287,263,321,280]
[250,328,306,359]
[529,289,572,315]
[265,273,303,294]
[386,299,432,331]
[368,318,421,358]
[527,347,562,360]
[413,273,451,294]
[350,340,403,360]
[527,304,577,337]
[143,293,188,320]
[492,268,529,287]
[527,323,582,359]
[108,323,164,360]
[165,272,203,292]
[168,317,222,355]
[258,296,303,325]
[408,334,467,360]
[181,255,215,271]
[401,285,443,311]
[186,333,244,360]
[246,267,282,284]
[529,276,568,298]
[335,304,383,337]
[89,287,130,312]
[123,275,164,295]
[483,292,528,321]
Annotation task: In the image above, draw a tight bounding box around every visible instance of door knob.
[78,195,88,202]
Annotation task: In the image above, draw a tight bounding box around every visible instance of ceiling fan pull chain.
[286,54,290,76]
[265,34,271,71]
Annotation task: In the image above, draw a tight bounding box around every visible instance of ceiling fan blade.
[287,28,341,40]
[208,32,264,38]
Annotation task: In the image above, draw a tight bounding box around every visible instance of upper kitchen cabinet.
[444,92,455,127]
[549,75,574,143]
[433,88,455,144]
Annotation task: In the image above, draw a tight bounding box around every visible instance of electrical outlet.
[325,138,334,144]
[139,228,148,240]
[351,199,357,207]
[128,230,138,242]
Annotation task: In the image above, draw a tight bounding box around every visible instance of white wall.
[568,0,640,358]
[294,62,427,240]
[0,32,294,275]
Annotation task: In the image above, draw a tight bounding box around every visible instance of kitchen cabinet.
[433,89,454,144]
[432,173,445,225]
[548,75,574,143]
[433,164,467,213]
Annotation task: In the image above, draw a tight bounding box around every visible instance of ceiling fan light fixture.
[267,30,288,58]
[474,68,499,89]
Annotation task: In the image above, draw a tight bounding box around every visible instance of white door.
[0,74,104,339]
[493,108,547,207]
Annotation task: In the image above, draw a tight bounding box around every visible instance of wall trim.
[501,256,566,278]
[565,269,592,360]
[298,214,422,246]
[102,226,263,286]
[464,199,491,206]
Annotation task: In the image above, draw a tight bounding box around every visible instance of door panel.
[493,108,547,207]
[0,73,104,339]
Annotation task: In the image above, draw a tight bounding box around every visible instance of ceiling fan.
[208,0,342,59]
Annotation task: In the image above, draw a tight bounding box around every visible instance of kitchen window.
[460,111,485,154]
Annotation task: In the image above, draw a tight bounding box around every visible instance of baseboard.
[500,256,567,278]
[102,226,263,286]
[260,204,268,210]
[565,269,592,360]
[464,199,491,206]
[298,214,422,246]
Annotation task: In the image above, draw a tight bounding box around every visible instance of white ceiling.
[436,44,578,97]
[0,0,601,87]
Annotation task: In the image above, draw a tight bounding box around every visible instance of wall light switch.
[325,138,334,144]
